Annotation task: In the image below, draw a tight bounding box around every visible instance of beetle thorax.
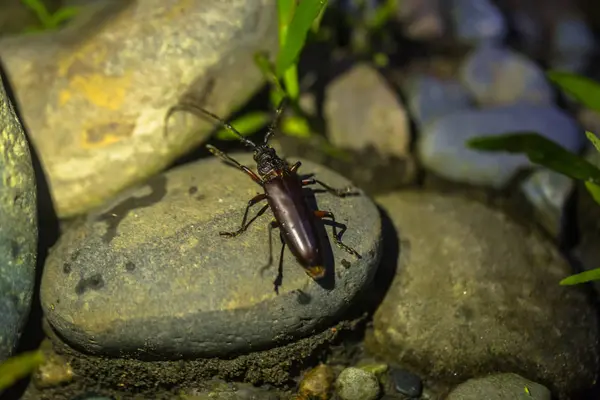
[254,146,286,177]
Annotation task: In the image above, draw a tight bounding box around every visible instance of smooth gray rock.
[335,367,380,400]
[446,373,551,400]
[460,45,554,106]
[406,74,473,128]
[366,191,599,399]
[396,0,445,40]
[520,168,574,238]
[550,16,595,73]
[418,105,585,187]
[450,0,506,45]
[0,75,38,361]
[40,154,381,358]
[324,63,410,158]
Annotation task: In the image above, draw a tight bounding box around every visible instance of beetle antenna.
[197,106,257,149]
[264,97,287,144]
[166,102,257,149]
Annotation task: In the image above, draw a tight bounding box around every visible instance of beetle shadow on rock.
[301,186,354,292]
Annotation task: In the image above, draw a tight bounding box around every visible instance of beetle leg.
[273,233,286,294]
[259,220,279,273]
[302,178,358,197]
[206,145,263,185]
[259,219,284,293]
[220,201,269,238]
[314,210,362,259]
[290,161,301,173]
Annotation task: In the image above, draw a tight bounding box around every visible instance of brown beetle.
[167,98,361,292]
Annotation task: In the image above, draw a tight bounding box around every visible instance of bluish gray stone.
[450,0,506,45]
[550,17,595,73]
[418,105,585,187]
[0,75,38,361]
[40,154,381,358]
[406,74,473,127]
[460,45,554,106]
[521,168,574,238]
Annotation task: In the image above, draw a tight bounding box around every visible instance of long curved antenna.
[164,102,257,149]
[263,97,288,144]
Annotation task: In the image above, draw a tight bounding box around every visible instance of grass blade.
[0,350,45,390]
[547,71,600,113]
[585,181,600,206]
[215,112,271,140]
[276,0,328,77]
[586,131,600,153]
[560,268,600,285]
[467,132,600,184]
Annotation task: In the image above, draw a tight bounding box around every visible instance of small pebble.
[297,364,335,400]
[335,367,381,400]
[33,351,74,388]
[391,368,423,398]
[357,362,389,378]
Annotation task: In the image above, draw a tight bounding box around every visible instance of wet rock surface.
[0,0,278,218]
[366,191,599,398]
[446,373,552,400]
[460,45,554,106]
[41,154,381,358]
[324,63,410,159]
[418,105,585,187]
[0,74,38,361]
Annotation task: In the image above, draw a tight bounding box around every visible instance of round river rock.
[366,191,599,398]
[41,154,381,358]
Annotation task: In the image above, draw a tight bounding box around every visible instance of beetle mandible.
[166,97,362,293]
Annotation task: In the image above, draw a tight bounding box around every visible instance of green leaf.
[282,64,300,100]
[586,131,600,153]
[254,52,286,102]
[277,0,296,46]
[466,133,600,184]
[0,350,45,390]
[49,6,79,26]
[281,115,311,138]
[214,112,271,140]
[547,71,600,113]
[275,0,328,77]
[21,0,53,28]
[560,268,600,285]
[366,0,398,30]
[585,181,600,206]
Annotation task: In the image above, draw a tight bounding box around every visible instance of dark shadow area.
[0,59,61,400]
[302,188,337,292]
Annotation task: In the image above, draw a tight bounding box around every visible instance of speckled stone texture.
[41,154,381,358]
[0,74,38,361]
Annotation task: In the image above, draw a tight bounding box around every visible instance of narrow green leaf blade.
[215,112,271,140]
[560,268,600,285]
[275,0,328,77]
[585,181,600,206]
[254,52,286,100]
[467,133,600,184]
[586,131,600,153]
[547,71,600,113]
[0,350,45,390]
[281,115,311,138]
[50,6,79,25]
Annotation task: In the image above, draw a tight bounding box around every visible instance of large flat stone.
[41,154,381,358]
[0,0,278,218]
